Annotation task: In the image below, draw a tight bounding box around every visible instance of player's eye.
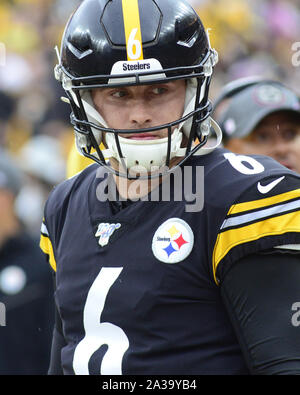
[111,90,127,98]
[152,86,167,95]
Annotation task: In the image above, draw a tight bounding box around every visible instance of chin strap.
[102,117,222,173]
[102,127,183,171]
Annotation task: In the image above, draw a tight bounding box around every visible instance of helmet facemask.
[57,49,218,179]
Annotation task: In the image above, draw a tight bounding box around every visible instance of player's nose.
[129,100,152,127]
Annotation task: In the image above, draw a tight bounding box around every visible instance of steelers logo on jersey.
[152,218,194,264]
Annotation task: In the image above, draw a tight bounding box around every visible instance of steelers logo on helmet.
[254,85,285,107]
[152,218,194,264]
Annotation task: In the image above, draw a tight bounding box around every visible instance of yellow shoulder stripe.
[229,188,300,215]
[213,210,300,284]
[40,234,57,272]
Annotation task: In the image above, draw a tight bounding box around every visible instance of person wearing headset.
[213,77,300,173]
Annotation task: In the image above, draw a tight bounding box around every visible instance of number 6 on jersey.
[73,267,129,375]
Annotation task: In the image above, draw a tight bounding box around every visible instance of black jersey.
[40,148,300,375]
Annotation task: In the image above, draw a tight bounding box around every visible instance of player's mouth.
[123,133,162,140]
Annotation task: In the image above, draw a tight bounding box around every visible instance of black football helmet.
[55,0,220,178]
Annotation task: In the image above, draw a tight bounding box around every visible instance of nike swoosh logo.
[257,176,285,194]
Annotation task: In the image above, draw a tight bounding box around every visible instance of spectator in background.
[0,91,16,148]
[15,134,66,237]
[0,87,67,237]
[0,148,53,374]
[213,78,300,173]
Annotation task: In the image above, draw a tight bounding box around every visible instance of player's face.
[226,112,300,173]
[91,80,186,140]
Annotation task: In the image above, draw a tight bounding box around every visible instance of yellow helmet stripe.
[122,0,144,61]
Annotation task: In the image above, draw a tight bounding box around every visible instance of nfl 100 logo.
[95,223,121,247]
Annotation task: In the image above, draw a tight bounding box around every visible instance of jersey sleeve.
[220,251,300,374]
[213,174,300,284]
[40,218,57,272]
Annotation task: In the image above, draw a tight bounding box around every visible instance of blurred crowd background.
[0,0,299,236]
[0,0,299,374]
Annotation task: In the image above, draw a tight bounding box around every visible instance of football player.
[40,0,300,375]
[213,77,300,173]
